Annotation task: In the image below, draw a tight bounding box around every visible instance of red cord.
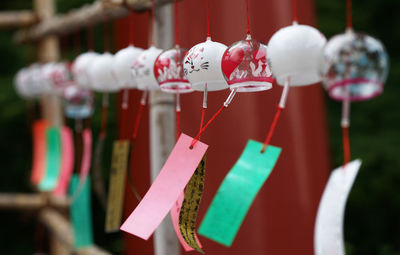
[120,108,127,140]
[176,109,180,140]
[150,0,155,45]
[191,105,225,148]
[199,107,206,140]
[261,106,283,153]
[206,0,211,38]
[245,0,250,35]
[292,0,297,22]
[104,21,110,52]
[342,126,351,166]
[87,24,94,51]
[73,31,80,57]
[129,9,134,45]
[99,103,108,140]
[131,102,145,141]
[174,0,179,45]
[346,0,352,29]
[120,98,128,141]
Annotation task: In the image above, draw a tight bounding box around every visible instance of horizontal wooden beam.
[0,193,69,210]
[14,0,174,44]
[40,208,111,255]
[0,11,37,28]
[0,193,45,210]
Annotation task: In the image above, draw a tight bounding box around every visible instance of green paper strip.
[198,140,281,247]
[39,127,62,191]
[69,174,94,248]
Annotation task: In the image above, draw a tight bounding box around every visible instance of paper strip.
[120,133,208,240]
[53,127,75,196]
[171,193,195,252]
[69,174,94,248]
[79,129,93,186]
[105,140,130,233]
[31,120,48,185]
[178,156,206,253]
[71,129,93,198]
[198,140,281,246]
[314,159,361,255]
[38,127,62,191]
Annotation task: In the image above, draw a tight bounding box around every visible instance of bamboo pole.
[149,3,180,255]
[14,0,178,43]
[0,193,45,210]
[35,0,63,127]
[0,193,69,210]
[40,209,111,255]
[34,1,66,254]
[0,11,37,28]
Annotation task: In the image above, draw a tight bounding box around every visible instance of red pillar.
[116,0,330,254]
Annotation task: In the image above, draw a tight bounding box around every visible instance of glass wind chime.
[314,0,389,254]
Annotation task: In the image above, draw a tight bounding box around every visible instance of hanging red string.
[175,92,181,140]
[261,106,283,153]
[342,126,351,166]
[131,104,144,140]
[99,94,109,139]
[73,31,81,58]
[87,24,94,51]
[198,107,206,140]
[150,0,155,46]
[129,9,135,45]
[131,92,148,141]
[119,90,129,141]
[292,0,297,22]
[104,21,110,52]
[174,0,179,46]
[176,109,181,140]
[346,0,352,29]
[206,0,211,38]
[128,92,147,202]
[260,77,290,153]
[60,35,67,61]
[191,88,237,148]
[191,105,225,148]
[245,0,251,35]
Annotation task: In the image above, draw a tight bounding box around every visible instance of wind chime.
[199,0,327,247]
[314,0,389,254]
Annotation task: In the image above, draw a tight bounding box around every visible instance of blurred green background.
[0,0,399,254]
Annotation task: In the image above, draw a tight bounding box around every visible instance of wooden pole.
[0,11,37,28]
[34,1,65,254]
[0,193,45,210]
[149,2,180,255]
[0,193,69,210]
[40,209,111,255]
[35,0,63,127]
[14,0,179,43]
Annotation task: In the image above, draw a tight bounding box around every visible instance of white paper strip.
[314,159,362,255]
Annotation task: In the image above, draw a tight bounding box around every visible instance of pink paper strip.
[53,127,75,196]
[120,133,208,240]
[79,129,93,184]
[31,120,48,185]
[71,128,93,198]
[171,192,203,251]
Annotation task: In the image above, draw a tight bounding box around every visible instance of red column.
[116,0,330,254]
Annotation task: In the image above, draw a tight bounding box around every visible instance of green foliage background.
[0,0,399,254]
